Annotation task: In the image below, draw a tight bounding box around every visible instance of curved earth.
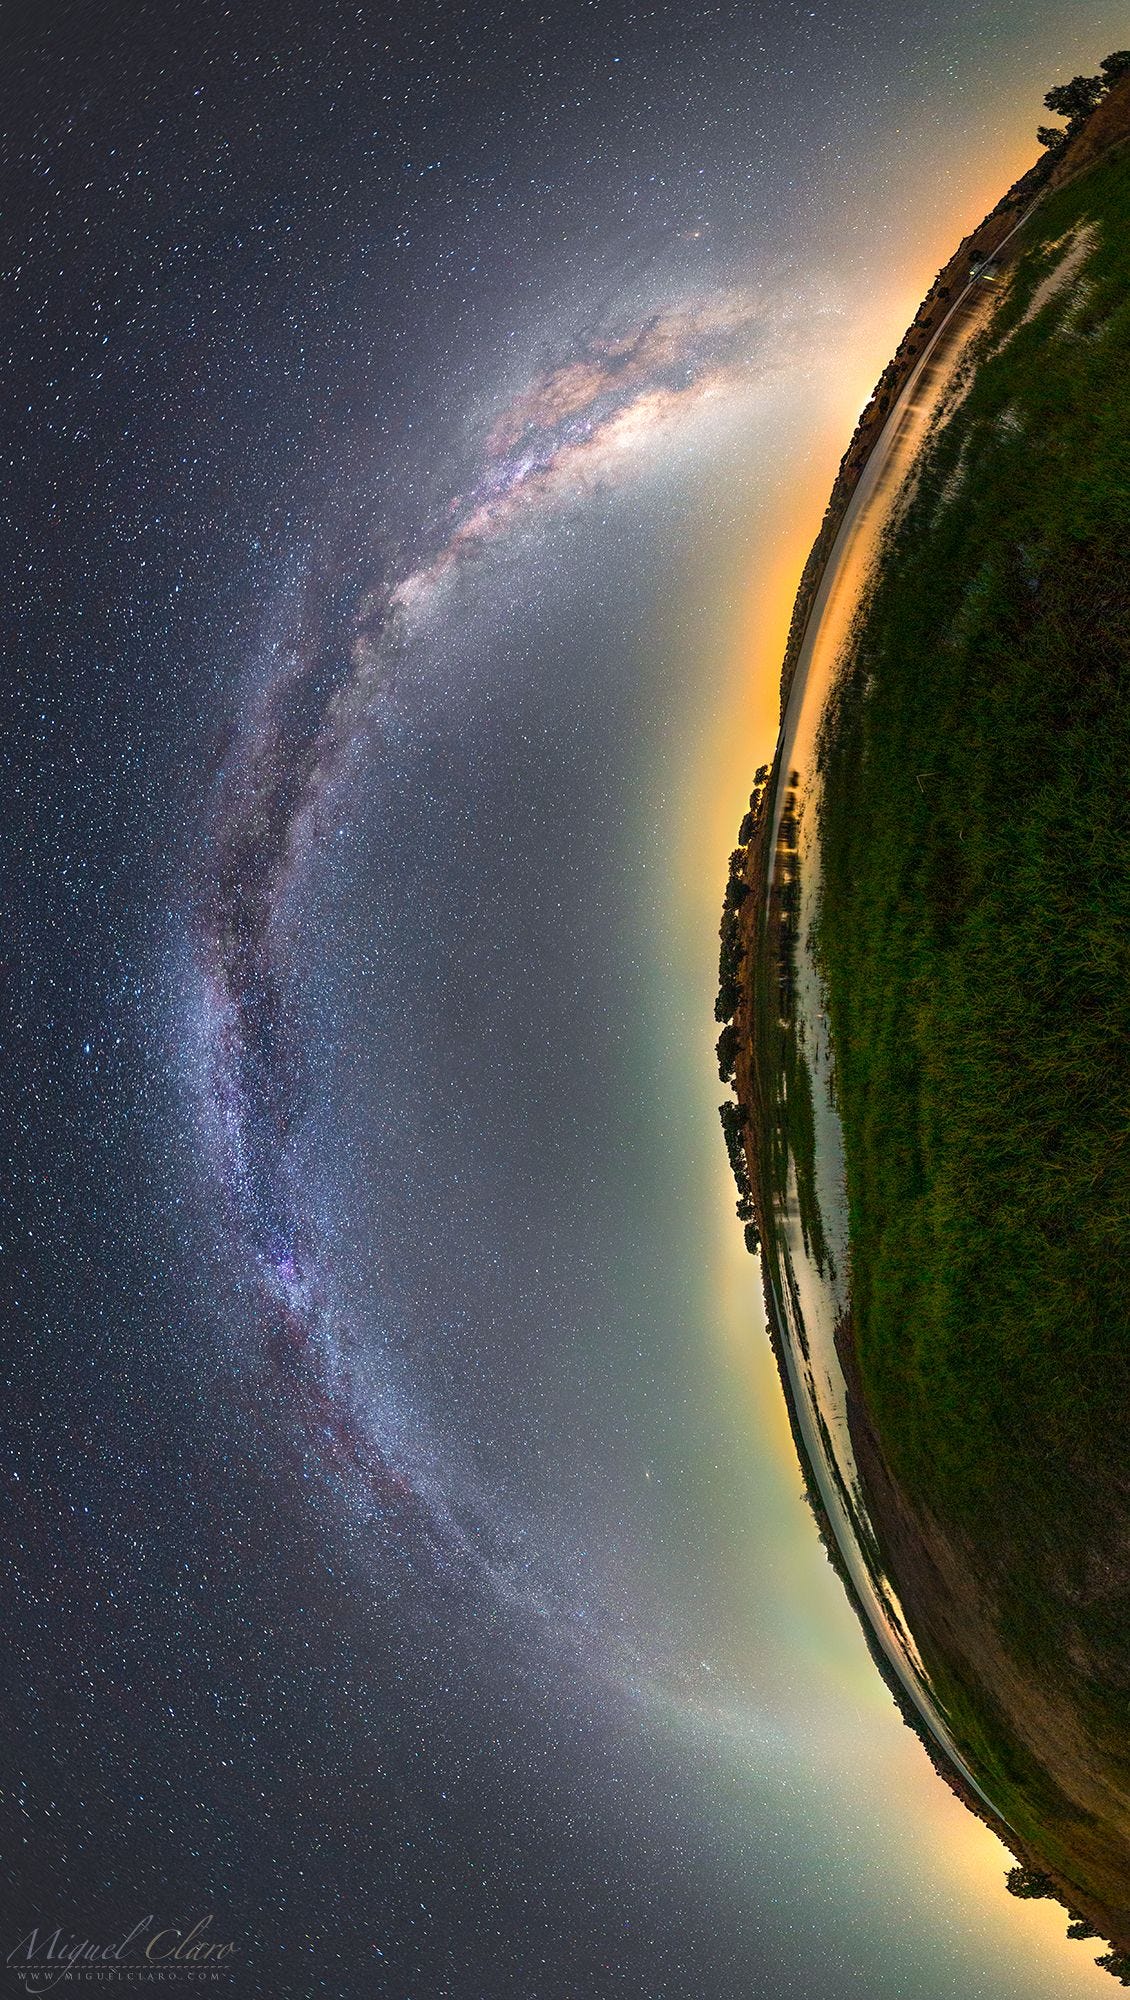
[720,70,1130,1983]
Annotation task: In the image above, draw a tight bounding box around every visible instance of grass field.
[815,144,1130,1899]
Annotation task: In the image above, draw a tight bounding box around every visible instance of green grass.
[816,145,1130,1828]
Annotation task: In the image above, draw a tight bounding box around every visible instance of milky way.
[191,289,784,1621]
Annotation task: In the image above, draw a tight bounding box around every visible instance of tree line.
[1037,51,1130,151]
[714,763,772,1255]
[1005,1864,1130,1983]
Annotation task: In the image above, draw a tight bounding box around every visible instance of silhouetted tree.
[1044,74,1104,124]
[1100,50,1130,84]
[1005,1863,1055,1900]
[1036,124,1067,150]
[718,905,742,989]
[716,1023,738,1083]
[718,1101,752,1203]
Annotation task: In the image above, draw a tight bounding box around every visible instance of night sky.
[4,4,1127,1996]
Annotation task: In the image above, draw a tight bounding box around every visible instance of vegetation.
[715,764,771,1246]
[1043,71,1105,124]
[715,765,769,1024]
[1037,50,1129,148]
[817,141,1130,1595]
[814,146,1130,1960]
[720,60,1130,1967]
[1006,1865,1055,1901]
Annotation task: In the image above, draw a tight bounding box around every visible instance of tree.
[1044,74,1104,124]
[1005,1863,1055,1900]
[1100,50,1130,84]
[1036,124,1067,150]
